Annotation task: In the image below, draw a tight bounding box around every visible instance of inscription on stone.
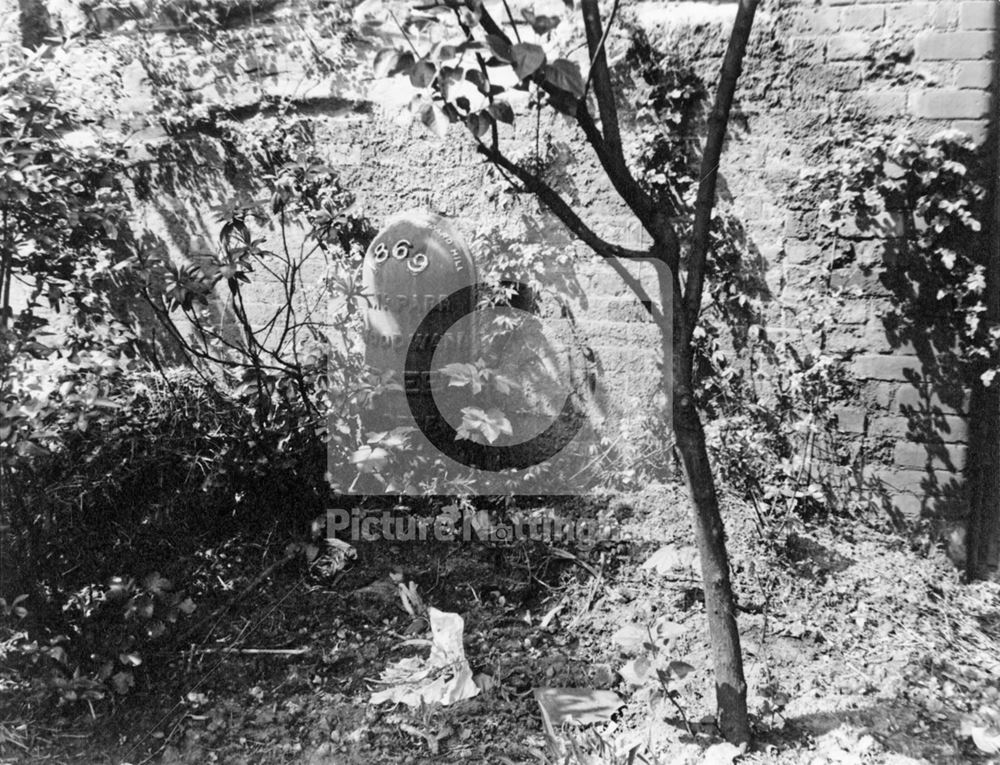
[361,209,477,431]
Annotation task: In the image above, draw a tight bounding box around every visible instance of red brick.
[889,2,953,28]
[784,242,823,265]
[792,6,841,34]
[836,211,905,239]
[828,331,864,355]
[789,37,827,65]
[866,466,931,494]
[868,416,912,438]
[914,31,995,60]
[800,64,864,91]
[842,6,885,30]
[784,211,819,240]
[870,381,895,409]
[869,415,969,441]
[894,442,967,471]
[827,32,872,60]
[584,297,657,324]
[784,266,825,290]
[952,120,991,144]
[853,355,923,381]
[833,405,867,433]
[894,386,970,415]
[956,61,995,88]
[910,89,991,119]
[858,320,895,353]
[887,492,963,520]
[830,267,891,294]
[849,90,909,118]
[889,494,923,519]
[959,1,998,29]
[839,300,869,325]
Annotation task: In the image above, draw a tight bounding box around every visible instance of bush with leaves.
[0,46,144,579]
[813,130,994,384]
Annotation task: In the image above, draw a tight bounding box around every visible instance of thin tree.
[378,0,761,742]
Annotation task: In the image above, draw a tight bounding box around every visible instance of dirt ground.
[2,483,999,764]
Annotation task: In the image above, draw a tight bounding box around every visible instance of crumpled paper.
[369,607,479,707]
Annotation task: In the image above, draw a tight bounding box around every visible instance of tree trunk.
[673,350,750,745]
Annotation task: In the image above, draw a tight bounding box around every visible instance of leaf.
[544,59,585,98]
[438,65,462,99]
[111,671,134,695]
[143,571,171,595]
[488,100,514,124]
[440,362,485,393]
[611,624,647,654]
[485,34,511,62]
[465,69,484,89]
[48,645,68,665]
[522,9,560,34]
[667,660,694,680]
[533,687,623,732]
[618,657,652,687]
[373,48,401,78]
[418,103,448,138]
[351,445,390,473]
[467,111,493,138]
[510,43,546,80]
[409,60,437,88]
[456,406,511,444]
[387,50,416,77]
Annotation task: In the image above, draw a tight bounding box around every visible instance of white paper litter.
[369,608,479,707]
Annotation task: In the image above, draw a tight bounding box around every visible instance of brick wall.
[3,0,997,518]
[769,0,995,519]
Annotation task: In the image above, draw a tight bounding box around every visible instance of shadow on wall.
[870,171,986,522]
[117,135,279,364]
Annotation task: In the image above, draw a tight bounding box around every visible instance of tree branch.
[684,0,760,338]
[476,142,647,261]
[476,5,669,251]
[580,0,623,161]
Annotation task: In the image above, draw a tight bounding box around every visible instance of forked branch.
[477,141,647,261]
